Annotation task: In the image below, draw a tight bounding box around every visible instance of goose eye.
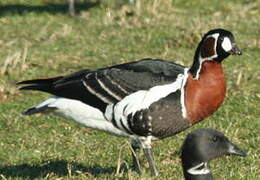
[212,136,218,142]
[219,36,224,41]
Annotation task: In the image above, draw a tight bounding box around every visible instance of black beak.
[230,44,242,55]
[227,142,247,157]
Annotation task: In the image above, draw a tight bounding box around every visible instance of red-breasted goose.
[18,29,242,176]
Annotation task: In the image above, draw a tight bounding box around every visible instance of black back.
[18,58,185,112]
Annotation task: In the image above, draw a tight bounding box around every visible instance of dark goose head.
[181,128,246,180]
[189,29,242,78]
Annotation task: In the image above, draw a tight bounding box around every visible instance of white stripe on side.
[95,74,122,101]
[180,68,189,118]
[105,73,185,131]
[82,80,113,104]
[104,71,130,94]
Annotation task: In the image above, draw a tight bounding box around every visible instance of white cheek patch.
[222,37,232,52]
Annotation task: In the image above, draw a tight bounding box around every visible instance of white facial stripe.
[207,33,220,40]
[187,162,210,175]
[222,37,232,52]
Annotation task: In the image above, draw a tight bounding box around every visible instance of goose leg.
[143,147,159,176]
[131,139,142,174]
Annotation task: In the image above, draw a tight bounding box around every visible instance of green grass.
[0,0,259,179]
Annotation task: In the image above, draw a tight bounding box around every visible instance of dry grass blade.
[0,174,7,180]
[0,46,28,75]
[21,45,28,71]
[0,51,21,75]
[115,141,130,176]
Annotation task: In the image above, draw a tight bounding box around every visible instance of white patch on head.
[187,162,210,175]
[222,37,232,52]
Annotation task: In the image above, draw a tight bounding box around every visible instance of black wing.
[18,58,185,112]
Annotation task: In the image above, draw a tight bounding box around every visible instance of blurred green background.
[0,0,259,179]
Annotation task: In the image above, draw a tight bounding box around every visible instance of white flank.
[187,162,210,175]
[105,72,185,129]
[34,97,59,109]
[222,37,232,52]
[195,33,219,79]
[32,97,129,137]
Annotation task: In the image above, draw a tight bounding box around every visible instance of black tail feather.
[17,69,100,108]
[23,107,39,115]
[23,106,57,115]
[19,84,57,95]
[19,84,48,91]
[17,76,64,94]
[17,76,63,85]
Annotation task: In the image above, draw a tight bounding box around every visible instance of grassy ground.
[0,0,259,179]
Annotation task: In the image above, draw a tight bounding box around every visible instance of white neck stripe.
[187,162,210,175]
[195,33,219,79]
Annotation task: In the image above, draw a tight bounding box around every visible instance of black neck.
[189,59,201,78]
[188,39,203,78]
[189,36,230,78]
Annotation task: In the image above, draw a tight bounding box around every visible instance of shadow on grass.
[0,2,100,17]
[0,159,115,179]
